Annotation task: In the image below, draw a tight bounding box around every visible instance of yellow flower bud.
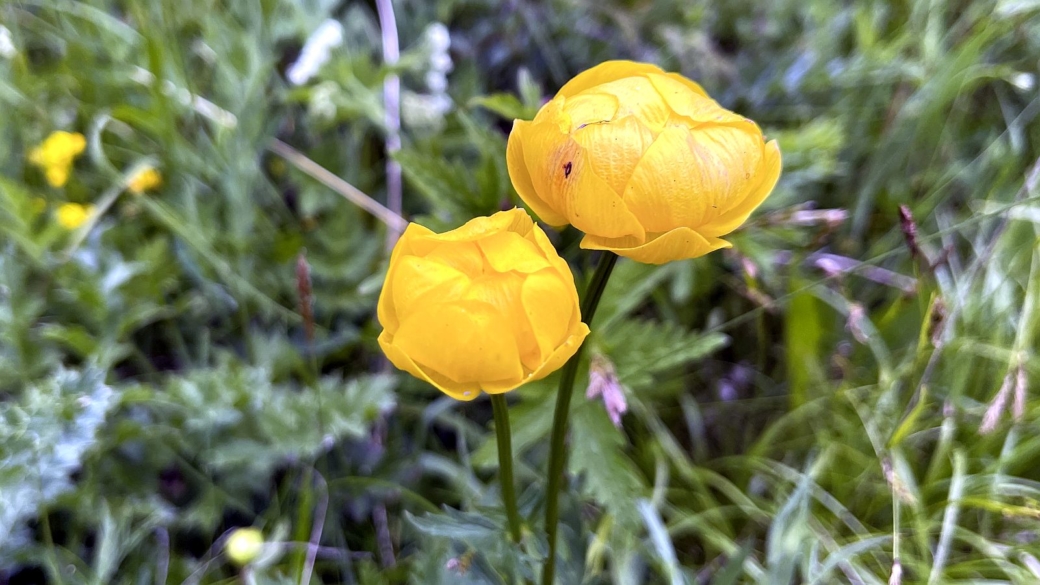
[507,60,782,264]
[224,527,264,567]
[55,202,94,230]
[127,166,162,194]
[28,131,86,188]
[377,208,589,400]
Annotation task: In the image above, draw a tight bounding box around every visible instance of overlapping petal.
[377,209,588,399]
[506,60,782,265]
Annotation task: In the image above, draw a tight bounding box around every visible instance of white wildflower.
[430,52,453,74]
[1011,72,1035,92]
[0,26,14,59]
[426,23,450,54]
[425,70,448,94]
[287,20,344,86]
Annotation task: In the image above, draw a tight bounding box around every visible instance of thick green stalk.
[492,393,523,543]
[541,251,618,585]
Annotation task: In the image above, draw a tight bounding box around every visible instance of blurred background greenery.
[2,0,1040,583]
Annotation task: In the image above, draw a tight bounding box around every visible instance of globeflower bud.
[507,60,782,264]
[224,527,264,567]
[377,209,589,400]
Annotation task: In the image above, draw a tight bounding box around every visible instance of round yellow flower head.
[55,202,94,230]
[28,131,87,188]
[127,167,162,194]
[378,208,589,400]
[507,61,782,264]
[224,527,264,567]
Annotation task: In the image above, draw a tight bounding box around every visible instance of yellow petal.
[128,167,162,194]
[647,73,747,126]
[517,115,574,222]
[425,208,532,244]
[525,324,590,383]
[521,271,575,362]
[560,92,619,132]
[46,167,70,188]
[461,272,542,371]
[390,256,471,326]
[556,60,665,99]
[508,121,568,226]
[525,134,645,240]
[377,223,435,332]
[478,230,552,273]
[529,225,580,307]
[55,203,92,229]
[531,96,571,131]
[379,331,481,400]
[592,78,672,134]
[700,139,782,238]
[423,241,485,276]
[581,228,731,265]
[573,115,655,196]
[63,132,87,156]
[657,71,709,98]
[623,125,762,233]
[393,300,525,390]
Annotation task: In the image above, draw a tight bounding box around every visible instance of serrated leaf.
[569,402,647,527]
[0,368,118,552]
[606,319,728,390]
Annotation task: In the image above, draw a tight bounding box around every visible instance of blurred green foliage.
[2,0,1040,583]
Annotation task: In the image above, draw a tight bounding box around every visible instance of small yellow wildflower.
[28,131,87,188]
[55,203,94,230]
[127,167,162,195]
[224,527,264,566]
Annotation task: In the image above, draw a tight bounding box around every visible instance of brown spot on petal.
[563,162,573,178]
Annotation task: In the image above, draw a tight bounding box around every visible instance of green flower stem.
[542,251,618,585]
[492,393,523,543]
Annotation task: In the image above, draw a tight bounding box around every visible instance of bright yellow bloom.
[127,167,162,194]
[28,131,87,188]
[377,208,589,400]
[224,527,264,566]
[55,203,93,230]
[507,60,782,264]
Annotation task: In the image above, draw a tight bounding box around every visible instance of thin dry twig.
[267,139,407,233]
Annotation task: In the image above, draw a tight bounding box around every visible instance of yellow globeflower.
[377,208,589,400]
[28,131,87,188]
[127,166,162,195]
[55,203,94,230]
[507,60,782,264]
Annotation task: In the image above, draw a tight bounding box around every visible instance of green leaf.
[569,402,648,527]
[406,508,500,541]
[469,93,528,120]
[606,319,728,391]
[785,281,825,408]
